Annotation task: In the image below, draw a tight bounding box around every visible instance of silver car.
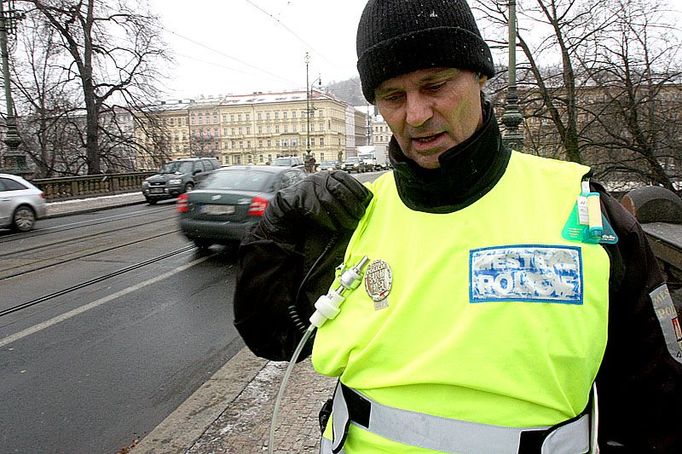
[0,173,47,232]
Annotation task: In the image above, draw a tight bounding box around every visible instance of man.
[234,0,682,452]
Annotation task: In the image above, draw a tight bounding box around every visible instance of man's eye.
[381,93,404,102]
[424,82,447,92]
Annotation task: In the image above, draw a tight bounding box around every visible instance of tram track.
[0,208,175,257]
[0,228,184,280]
[0,244,198,318]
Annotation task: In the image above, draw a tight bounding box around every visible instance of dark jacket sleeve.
[232,172,371,362]
[594,185,682,452]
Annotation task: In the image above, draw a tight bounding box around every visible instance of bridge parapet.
[622,186,682,314]
[32,172,154,201]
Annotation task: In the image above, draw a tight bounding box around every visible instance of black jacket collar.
[388,100,511,213]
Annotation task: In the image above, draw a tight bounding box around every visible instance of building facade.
[135,90,369,168]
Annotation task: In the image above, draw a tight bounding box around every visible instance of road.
[0,200,243,453]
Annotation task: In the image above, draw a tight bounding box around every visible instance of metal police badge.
[364,259,392,310]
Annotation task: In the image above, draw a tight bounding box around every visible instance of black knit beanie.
[356,0,495,103]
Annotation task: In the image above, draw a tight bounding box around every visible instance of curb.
[45,194,148,219]
[130,348,268,454]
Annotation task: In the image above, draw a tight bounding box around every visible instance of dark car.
[177,165,307,250]
[141,157,220,204]
[271,156,304,168]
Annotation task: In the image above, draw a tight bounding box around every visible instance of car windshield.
[272,157,297,166]
[160,161,193,174]
[201,169,274,191]
[346,157,359,163]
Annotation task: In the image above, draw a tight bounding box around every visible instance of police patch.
[470,245,583,304]
[650,284,682,364]
[364,259,392,310]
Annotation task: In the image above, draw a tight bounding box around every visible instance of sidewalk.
[45,192,147,218]
[46,193,336,454]
[131,350,336,454]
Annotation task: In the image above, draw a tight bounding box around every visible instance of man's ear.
[478,74,488,88]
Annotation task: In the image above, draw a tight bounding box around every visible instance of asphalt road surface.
[0,200,243,453]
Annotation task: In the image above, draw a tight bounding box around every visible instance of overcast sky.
[147,0,682,102]
[147,0,370,100]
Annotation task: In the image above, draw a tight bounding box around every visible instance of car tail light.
[39,192,46,200]
[177,193,189,213]
[248,196,269,216]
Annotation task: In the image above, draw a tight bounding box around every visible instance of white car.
[0,173,47,232]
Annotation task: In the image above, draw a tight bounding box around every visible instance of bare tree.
[10,11,83,176]
[475,0,682,191]
[578,0,682,190]
[20,0,170,174]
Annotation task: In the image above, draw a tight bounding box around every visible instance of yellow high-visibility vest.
[313,151,610,453]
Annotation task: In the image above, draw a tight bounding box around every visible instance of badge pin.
[364,259,392,310]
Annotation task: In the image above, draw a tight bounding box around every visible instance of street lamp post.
[304,52,321,172]
[0,0,27,176]
[501,0,524,150]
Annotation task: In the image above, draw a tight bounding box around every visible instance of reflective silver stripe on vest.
[330,382,591,454]
[320,436,345,454]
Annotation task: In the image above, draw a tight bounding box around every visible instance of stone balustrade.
[32,172,154,201]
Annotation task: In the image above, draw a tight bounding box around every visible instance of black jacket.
[233,102,682,452]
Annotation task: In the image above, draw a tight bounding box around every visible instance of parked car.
[141,157,221,204]
[343,156,363,173]
[319,160,341,171]
[271,156,304,168]
[177,165,307,250]
[0,173,47,232]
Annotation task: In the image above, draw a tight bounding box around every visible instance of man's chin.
[409,153,442,169]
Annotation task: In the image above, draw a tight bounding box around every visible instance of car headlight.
[142,181,149,188]
[168,178,182,185]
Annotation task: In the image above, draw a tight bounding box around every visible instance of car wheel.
[12,205,36,232]
[193,239,211,250]
[147,198,157,205]
[184,182,194,193]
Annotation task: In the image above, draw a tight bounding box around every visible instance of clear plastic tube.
[268,325,316,454]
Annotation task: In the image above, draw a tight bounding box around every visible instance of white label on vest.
[469,245,583,304]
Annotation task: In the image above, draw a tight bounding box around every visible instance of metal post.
[501,0,524,150]
[0,0,27,176]
[305,52,311,158]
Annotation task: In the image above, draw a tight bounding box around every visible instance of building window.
[320,138,324,147]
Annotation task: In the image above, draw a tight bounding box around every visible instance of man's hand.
[259,170,373,243]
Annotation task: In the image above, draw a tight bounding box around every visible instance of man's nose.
[405,92,433,127]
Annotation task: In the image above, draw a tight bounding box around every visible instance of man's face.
[375,68,486,169]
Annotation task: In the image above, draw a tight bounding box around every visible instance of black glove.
[258,170,373,244]
[234,171,372,361]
